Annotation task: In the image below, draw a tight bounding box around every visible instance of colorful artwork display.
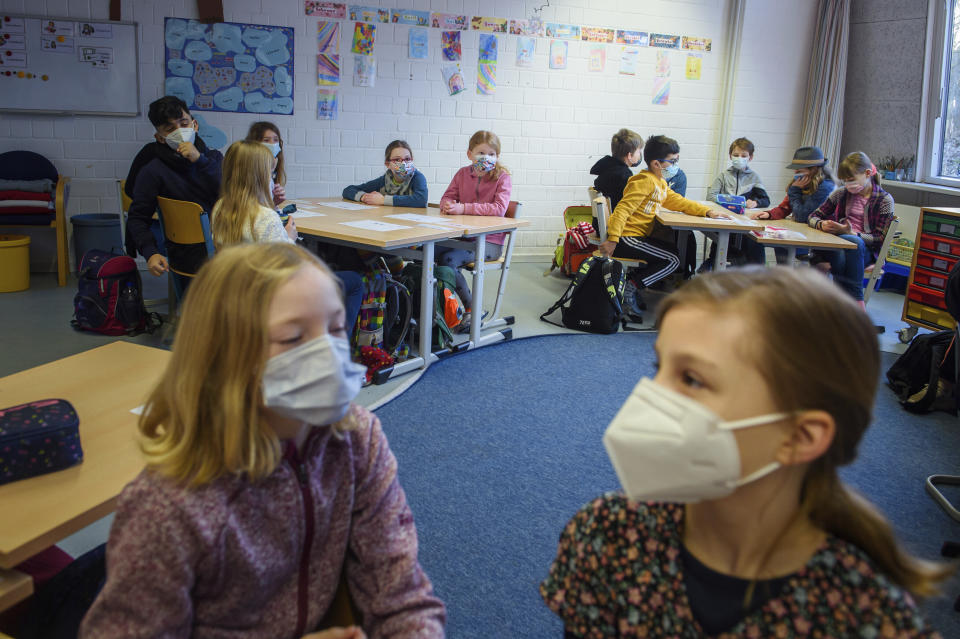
[317,53,340,84]
[619,47,638,75]
[348,6,389,23]
[391,9,429,26]
[581,26,614,43]
[589,46,606,72]
[304,2,346,18]
[546,23,580,39]
[441,62,464,95]
[509,19,543,36]
[351,22,375,54]
[649,33,681,49]
[441,30,461,61]
[478,33,497,62]
[682,36,712,51]
[686,53,702,80]
[615,30,648,47]
[408,27,428,59]
[431,13,467,30]
[317,88,338,119]
[477,62,495,94]
[353,54,374,86]
[164,18,294,114]
[516,36,535,67]
[549,39,567,69]
[470,16,507,33]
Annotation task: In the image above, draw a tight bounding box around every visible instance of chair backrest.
[587,187,599,205]
[0,150,58,181]
[878,216,900,264]
[505,200,520,219]
[156,196,216,275]
[591,195,611,242]
[117,179,132,213]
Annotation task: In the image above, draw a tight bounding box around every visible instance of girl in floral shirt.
[541,267,951,638]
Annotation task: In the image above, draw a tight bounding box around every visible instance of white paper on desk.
[319,201,376,211]
[714,214,756,226]
[753,226,806,240]
[385,213,466,227]
[130,405,144,415]
[340,219,411,232]
[293,211,326,219]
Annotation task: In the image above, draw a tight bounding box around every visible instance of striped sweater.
[808,182,894,258]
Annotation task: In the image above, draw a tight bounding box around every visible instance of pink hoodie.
[80,405,445,639]
[439,166,513,245]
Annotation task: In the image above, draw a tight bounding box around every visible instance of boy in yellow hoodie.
[600,135,727,296]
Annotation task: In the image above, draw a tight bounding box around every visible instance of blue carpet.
[375,333,960,638]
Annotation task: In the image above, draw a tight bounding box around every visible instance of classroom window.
[924,0,960,187]
[938,0,960,180]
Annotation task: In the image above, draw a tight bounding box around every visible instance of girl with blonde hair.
[81,243,446,639]
[542,266,950,637]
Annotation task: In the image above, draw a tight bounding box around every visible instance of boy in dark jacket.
[590,129,643,211]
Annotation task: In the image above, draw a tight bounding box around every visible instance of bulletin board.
[0,14,140,116]
[163,18,295,115]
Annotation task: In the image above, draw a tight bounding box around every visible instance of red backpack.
[71,250,160,336]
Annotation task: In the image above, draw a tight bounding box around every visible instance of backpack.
[886,329,957,414]
[71,250,160,336]
[400,263,463,351]
[540,256,631,334]
[351,266,412,360]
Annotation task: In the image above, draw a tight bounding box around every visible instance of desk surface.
[0,342,169,568]
[291,198,527,247]
[0,567,32,613]
[656,209,763,232]
[749,217,857,250]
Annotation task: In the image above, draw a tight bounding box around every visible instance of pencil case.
[716,194,746,215]
[0,399,83,485]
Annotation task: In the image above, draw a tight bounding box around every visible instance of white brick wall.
[0,0,817,270]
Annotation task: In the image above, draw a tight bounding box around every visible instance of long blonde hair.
[138,243,353,487]
[212,140,275,249]
[657,267,954,598]
[469,130,509,180]
[245,121,286,186]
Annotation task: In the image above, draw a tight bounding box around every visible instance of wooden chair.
[863,216,900,305]
[155,196,215,304]
[0,151,70,286]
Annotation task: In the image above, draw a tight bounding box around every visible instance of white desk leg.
[715,230,731,271]
[785,247,797,267]
[469,234,486,346]
[419,240,435,368]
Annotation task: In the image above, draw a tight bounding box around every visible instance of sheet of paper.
[293,211,326,218]
[319,201,376,210]
[130,405,144,415]
[340,219,411,232]
[384,213,465,227]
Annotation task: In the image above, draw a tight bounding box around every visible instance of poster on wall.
[509,19,543,36]
[682,36,712,52]
[441,30,461,61]
[546,23,580,40]
[549,39,567,69]
[477,33,496,95]
[164,18,294,115]
[409,28,428,59]
[581,27,614,43]
[304,2,346,18]
[441,62,464,95]
[317,88,338,119]
[615,30,648,47]
[685,53,702,80]
[431,13,467,30]
[353,54,374,86]
[589,46,605,72]
[516,36,535,67]
[653,49,670,105]
[618,47,638,75]
[649,33,680,49]
[348,5,389,23]
[351,22,375,54]
[317,21,340,85]
[391,9,429,26]
[470,16,507,33]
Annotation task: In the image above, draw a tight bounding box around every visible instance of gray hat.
[786,146,827,169]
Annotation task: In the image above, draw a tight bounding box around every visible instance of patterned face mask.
[472,154,497,173]
[390,160,415,179]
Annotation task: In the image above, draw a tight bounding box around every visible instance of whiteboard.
[0,14,139,116]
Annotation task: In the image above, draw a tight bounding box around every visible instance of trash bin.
[71,213,122,270]
[0,234,30,292]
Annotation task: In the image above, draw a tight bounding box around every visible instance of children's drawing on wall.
[353,54,374,86]
[549,39,567,70]
[516,36,535,67]
[409,27,428,59]
[589,46,606,72]
[619,47,638,75]
[317,88,338,119]
[441,62,464,95]
[351,22,375,55]
[686,53,702,80]
[441,30,461,61]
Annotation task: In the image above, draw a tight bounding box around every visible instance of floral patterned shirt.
[541,494,940,638]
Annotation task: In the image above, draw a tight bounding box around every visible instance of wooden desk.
[656,207,762,271]
[0,567,33,613]
[748,217,856,265]
[0,342,169,571]
[290,198,526,381]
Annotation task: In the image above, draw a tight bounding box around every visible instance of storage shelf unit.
[902,207,960,331]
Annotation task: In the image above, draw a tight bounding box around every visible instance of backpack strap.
[599,258,623,316]
[539,270,583,327]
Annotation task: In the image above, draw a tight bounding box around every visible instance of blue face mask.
[662,164,679,179]
[262,141,281,158]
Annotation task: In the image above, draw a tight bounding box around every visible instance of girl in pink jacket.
[438,130,513,331]
[80,243,445,639]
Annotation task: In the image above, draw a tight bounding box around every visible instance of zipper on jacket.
[287,441,317,638]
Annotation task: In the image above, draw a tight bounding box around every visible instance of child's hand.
[745,199,758,208]
[177,142,201,163]
[599,240,617,257]
[272,183,286,206]
[441,201,464,215]
[361,192,385,205]
[793,174,811,189]
[707,209,730,219]
[821,220,843,234]
[302,627,366,639]
[285,216,298,241]
[748,210,770,220]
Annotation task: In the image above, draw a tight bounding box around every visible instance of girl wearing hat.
[746,146,837,265]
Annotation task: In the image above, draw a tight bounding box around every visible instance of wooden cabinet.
[902,207,960,331]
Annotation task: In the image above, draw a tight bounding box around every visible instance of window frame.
[920,0,960,187]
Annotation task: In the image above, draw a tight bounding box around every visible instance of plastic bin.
[922,214,960,238]
[0,234,30,292]
[71,213,122,270]
[919,234,960,257]
[908,283,948,311]
[914,266,949,291]
[916,249,958,273]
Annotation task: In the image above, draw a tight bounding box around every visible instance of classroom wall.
[0,0,817,271]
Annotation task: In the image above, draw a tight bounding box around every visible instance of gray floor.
[0,260,917,559]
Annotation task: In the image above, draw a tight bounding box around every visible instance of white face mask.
[603,378,788,503]
[261,334,366,426]
[164,127,196,150]
[731,156,749,171]
[262,141,281,158]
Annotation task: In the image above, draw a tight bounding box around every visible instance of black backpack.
[71,250,161,336]
[886,330,956,414]
[540,256,630,334]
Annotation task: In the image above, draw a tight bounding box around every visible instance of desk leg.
[484,228,516,330]
[419,241,436,368]
[715,231,731,271]
[469,234,487,346]
[785,247,797,267]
